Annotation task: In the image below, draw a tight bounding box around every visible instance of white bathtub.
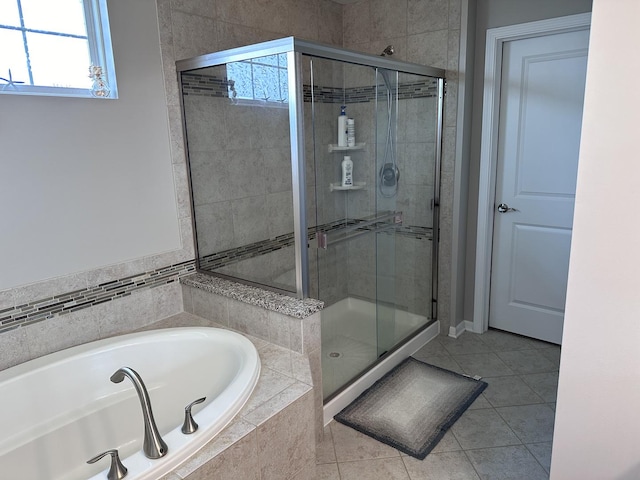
[0,327,260,480]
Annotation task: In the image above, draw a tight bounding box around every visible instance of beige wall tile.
[371,0,408,39]
[172,10,218,61]
[182,428,260,480]
[24,308,101,360]
[407,29,449,69]
[228,298,270,340]
[344,1,371,45]
[170,0,215,18]
[0,327,31,371]
[408,0,450,35]
[190,287,230,325]
[255,390,315,480]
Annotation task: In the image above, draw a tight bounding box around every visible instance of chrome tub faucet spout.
[110,366,168,459]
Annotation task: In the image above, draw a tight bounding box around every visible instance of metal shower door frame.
[176,37,446,301]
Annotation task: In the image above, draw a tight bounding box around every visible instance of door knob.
[497,203,517,213]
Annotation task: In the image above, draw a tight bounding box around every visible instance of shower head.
[380,45,394,57]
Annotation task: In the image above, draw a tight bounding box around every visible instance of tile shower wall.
[0,0,344,368]
[344,0,462,327]
[309,63,439,318]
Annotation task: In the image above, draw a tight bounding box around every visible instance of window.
[227,54,288,106]
[0,0,117,98]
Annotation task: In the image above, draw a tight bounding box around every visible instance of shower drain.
[328,351,342,358]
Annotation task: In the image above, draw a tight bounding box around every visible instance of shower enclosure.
[177,38,444,406]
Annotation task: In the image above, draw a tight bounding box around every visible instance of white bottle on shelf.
[347,118,355,147]
[338,105,348,147]
[341,155,353,187]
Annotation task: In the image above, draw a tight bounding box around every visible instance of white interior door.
[489,29,589,344]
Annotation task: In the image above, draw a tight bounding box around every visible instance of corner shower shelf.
[329,182,366,192]
[328,143,365,153]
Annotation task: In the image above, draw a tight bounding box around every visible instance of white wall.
[0,0,180,291]
[551,0,640,477]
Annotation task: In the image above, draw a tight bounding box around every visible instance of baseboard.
[448,322,465,338]
[448,320,476,338]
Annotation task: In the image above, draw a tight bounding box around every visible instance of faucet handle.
[87,449,128,480]
[182,396,206,434]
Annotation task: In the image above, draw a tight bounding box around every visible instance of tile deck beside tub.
[180,274,326,446]
[145,312,317,480]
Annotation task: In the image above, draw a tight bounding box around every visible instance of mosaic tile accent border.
[181,73,437,103]
[198,220,433,272]
[0,260,196,335]
[0,222,430,335]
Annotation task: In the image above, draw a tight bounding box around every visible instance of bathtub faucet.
[110,367,169,459]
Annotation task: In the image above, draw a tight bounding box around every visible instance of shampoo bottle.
[338,106,348,147]
[347,118,355,147]
[341,155,353,187]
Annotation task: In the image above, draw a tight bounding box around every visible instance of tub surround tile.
[291,350,314,385]
[153,282,184,320]
[139,313,316,480]
[0,261,195,337]
[182,429,260,480]
[142,311,220,330]
[268,310,292,350]
[175,418,257,478]
[302,312,321,355]
[181,273,324,319]
[258,341,294,378]
[240,367,297,418]
[228,297,270,340]
[159,474,182,480]
[25,307,101,360]
[0,326,30,371]
[255,390,315,480]
[244,382,312,428]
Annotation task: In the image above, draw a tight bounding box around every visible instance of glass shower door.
[306,56,407,399]
[375,68,400,358]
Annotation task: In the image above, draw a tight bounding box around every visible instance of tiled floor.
[317,329,561,480]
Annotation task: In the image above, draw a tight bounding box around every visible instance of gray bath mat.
[334,357,487,460]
